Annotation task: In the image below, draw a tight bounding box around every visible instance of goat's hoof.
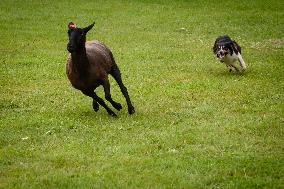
[113,103,122,111]
[128,107,135,115]
[92,102,99,112]
[108,111,117,117]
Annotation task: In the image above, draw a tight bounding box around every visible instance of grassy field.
[0,0,283,188]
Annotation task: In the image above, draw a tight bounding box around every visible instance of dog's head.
[215,45,230,60]
[213,35,237,61]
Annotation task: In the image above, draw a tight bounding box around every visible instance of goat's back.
[86,40,116,72]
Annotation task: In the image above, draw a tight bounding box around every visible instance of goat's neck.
[71,46,89,75]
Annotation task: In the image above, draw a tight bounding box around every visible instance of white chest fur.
[223,52,239,65]
[221,52,247,71]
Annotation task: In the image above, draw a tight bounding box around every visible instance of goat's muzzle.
[67,43,75,53]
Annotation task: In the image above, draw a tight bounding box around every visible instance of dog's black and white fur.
[213,35,247,72]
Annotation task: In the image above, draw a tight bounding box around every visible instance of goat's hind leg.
[102,79,122,111]
[92,100,99,112]
[111,68,135,115]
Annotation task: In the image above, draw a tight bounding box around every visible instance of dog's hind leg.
[228,64,239,72]
[226,65,233,72]
[237,53,247,71]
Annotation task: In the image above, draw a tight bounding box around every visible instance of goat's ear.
[83,22,95,33]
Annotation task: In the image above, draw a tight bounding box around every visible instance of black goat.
[66,21,135,116]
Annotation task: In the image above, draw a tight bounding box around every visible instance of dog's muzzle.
[217,51,228,59]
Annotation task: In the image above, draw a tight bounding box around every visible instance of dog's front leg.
[237,53,247,71]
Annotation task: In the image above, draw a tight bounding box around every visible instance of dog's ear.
[228,42,239,55]
[212,42,218,54]
[232,41,241,54]
[227,42,236,55]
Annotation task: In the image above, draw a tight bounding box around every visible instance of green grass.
[0,0,283,188]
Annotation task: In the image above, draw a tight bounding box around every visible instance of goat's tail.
[109,51,120,71]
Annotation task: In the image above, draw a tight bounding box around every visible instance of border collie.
[213,35,247,72]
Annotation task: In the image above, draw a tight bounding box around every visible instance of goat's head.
[67,21,95,53]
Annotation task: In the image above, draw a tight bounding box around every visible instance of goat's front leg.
[92,100,99,112]
[237,53,247,71]
[102,79,122,111]
[82,90,117,117]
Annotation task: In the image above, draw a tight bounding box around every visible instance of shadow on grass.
[66,107,137,122]
[208,67,251,79]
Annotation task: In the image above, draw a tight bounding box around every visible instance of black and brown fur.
[66,22,135,116]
